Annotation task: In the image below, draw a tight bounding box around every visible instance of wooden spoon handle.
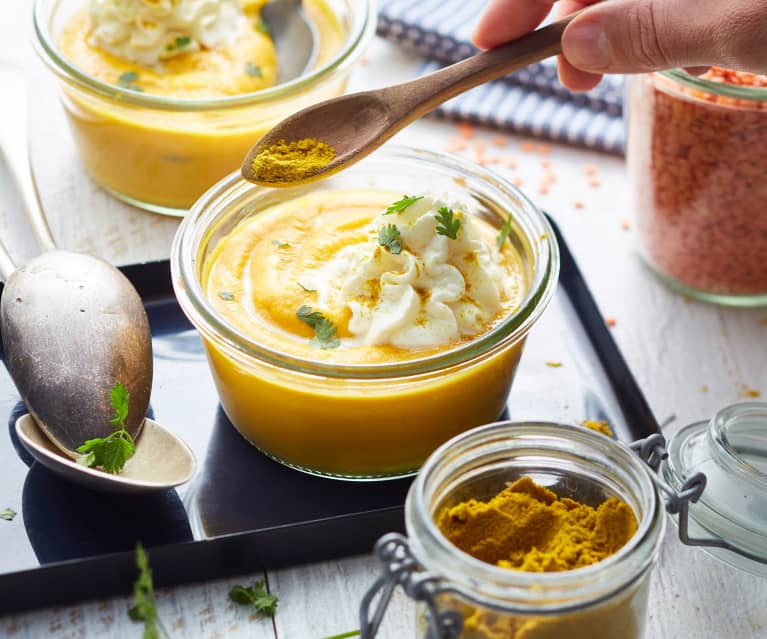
[384,12,581,122]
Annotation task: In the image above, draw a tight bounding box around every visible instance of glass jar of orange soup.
[171,146,559,480]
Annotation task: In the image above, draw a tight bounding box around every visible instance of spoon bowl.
[261,0,318,83]
[242,12,580,186]
[1,250,152,455]
[16,414,196,494]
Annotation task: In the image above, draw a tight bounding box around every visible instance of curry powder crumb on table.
[251,138,335,182]
[435,477,639,639]
[580,419,614,437]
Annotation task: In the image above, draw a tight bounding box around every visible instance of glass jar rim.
[405,422,665,611]
[32,0,375,111]
[171,145,560,380]
[658,69,767,102]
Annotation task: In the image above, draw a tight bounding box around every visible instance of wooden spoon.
[242,13,578,187]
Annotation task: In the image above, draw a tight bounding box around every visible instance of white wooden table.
[1,3,766,637]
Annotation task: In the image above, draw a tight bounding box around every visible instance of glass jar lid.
[662,402,767,577]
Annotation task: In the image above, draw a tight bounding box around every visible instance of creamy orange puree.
[200,190,531,477]
[56,0,345,210]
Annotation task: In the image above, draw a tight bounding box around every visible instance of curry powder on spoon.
[251,137,335,183]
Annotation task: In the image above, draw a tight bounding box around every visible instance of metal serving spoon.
[262,0,318,83]
[242,12,578,186]
[0,65,195,491]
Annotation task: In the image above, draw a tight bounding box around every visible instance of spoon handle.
[384,12,581,123]
[0,65,57,253]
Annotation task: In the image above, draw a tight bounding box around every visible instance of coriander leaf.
[320,632,361,639]
[129,543,169,639]
[219,291,235,301]
[110,382,130,427]
[0,508,16,521]
[118,71,139,84]
[378,224,402,255]
[384,195,423,215]
[272,239,290,248]
[296,305,340,350]
[228,580,278,617]
[175,36,190,49]
[255,18,271,35]
[245,62,263,78]
[435,206,461,240]
[76,382,135,474]
[497,215,513,250]
[117,71,144,92]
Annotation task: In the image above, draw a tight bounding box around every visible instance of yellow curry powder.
[581,420,614,437]
[251,137,335,183]
[435,477,640,639]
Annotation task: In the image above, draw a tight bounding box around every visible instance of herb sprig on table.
[320,632,361,639]
[296,305,340,349]
[128,543,169,639]
[229,580,279,616]
[384,195,423,215]
[76,382,135,474]
[435,206,461,240]
[0,508,16,521]
[378,224,402,254]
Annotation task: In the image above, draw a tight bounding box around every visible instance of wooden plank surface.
[1,2,766,637]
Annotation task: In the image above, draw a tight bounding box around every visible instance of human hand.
[473,0,767,91]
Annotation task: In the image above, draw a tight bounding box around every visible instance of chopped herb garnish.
[297,281,316,292]
[272,239,290,248]
[296,305,340,350]
[378,224,402,254]
[128,543,169,638]
[245,62,263,78]
[255,18,271,35]
[117,71,144,92]
[229,580,278,617]
[219,291,235,302]
[497,215,513,250]
[0,508,16,521]
[165,36,190,51]
[435,206,461,240]
[384,195,423,215]
[320,632,361,639]
[76,382,135,474]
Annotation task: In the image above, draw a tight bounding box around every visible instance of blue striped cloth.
[377,0,626,154]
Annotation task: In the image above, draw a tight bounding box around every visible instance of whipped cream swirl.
[306,196,512,349]
[88,0,247,66]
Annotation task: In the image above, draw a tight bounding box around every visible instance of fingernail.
[562,20,611,71]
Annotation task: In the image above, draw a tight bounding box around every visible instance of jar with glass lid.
[626,69,767,306]
[358,406,767,638]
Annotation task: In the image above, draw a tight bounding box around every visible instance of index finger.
[473,0,557,49]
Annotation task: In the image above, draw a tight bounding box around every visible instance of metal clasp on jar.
[631,434,767,566]
[359,533,463,639]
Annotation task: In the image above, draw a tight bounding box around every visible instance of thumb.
[561,0,707,74]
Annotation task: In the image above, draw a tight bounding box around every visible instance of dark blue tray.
[0,217,658,614]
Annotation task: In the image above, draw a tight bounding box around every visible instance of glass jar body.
[405,422,666,638]
[626,72,767,306]
[171,147,559,480]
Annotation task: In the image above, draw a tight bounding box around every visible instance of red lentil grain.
[628,69,767,297]
[520,141,535,153]
[493,136,507,148]
[584,164,598,176]
[457,122,475,139]
[605,317,617,327]
[574,200,585,209]
[621,219,631,231]
[505,156,518,169]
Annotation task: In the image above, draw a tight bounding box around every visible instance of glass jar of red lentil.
[627,68,767,306]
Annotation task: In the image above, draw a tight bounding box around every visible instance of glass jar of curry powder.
[626,69,767,306]
[360,422,667,639]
